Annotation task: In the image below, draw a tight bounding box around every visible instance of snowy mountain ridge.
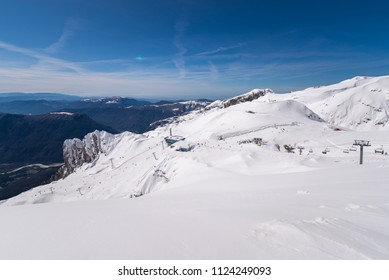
[281,75,389,130]
[1,76,389,259]
[206,88,273,109]
[5,76,389,202]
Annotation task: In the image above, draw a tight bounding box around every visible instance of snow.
[280,75,389,130]
[105,100,119,104]
[0,159,388,259]
[0,77,389,259]
[49,112,74,116]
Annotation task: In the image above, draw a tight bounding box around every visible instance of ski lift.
[297,145,305,155]
[343,148,349,153]
[375,146,384,154]
[164,135,185,145]
[349,146,357,152]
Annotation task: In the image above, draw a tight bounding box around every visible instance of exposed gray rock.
[205,89,273,110]
[222,89,273,108]
[56,130,116,178]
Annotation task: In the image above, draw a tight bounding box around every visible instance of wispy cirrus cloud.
[196,42,246,56]
[172,13,188,78]
[45,18,81,54]
[2,30,389,99]
[0,39,242,98]
[0,40,83,72]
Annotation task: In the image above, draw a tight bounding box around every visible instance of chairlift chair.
[375,145,384,155]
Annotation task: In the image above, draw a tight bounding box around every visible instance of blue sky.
[1,0,389,99]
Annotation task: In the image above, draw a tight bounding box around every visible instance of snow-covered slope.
[2,97,328,204]
[1,81,389,259]
[282,76,389,130]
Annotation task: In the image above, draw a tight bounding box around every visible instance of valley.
[0,163,61,200]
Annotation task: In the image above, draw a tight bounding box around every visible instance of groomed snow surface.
[1,76,389,259]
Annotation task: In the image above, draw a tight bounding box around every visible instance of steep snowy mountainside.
[152,98,325,142]
[2,93,329,205]
[1,85,389,259]
[282,76,389,130]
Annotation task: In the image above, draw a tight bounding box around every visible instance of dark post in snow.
[353,140,371,165]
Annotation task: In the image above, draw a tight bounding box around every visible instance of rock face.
[206,89,272,110]
[57,130,117,178]
[222,89,273,108]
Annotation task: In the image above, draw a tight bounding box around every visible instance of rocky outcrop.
[222,89,273,108]
[206,89,273,110]
[56,130,116,178]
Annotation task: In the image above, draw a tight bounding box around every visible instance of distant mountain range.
[0,92,82,102]
[0,93,211,114]
[63,100,211,133]
[0,94,150,115]
[0,94,211,132]
[0,112,117,164]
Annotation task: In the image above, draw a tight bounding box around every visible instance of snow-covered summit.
[81,96,123,104]
[283,76,389,130]
[49,112,74,116]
